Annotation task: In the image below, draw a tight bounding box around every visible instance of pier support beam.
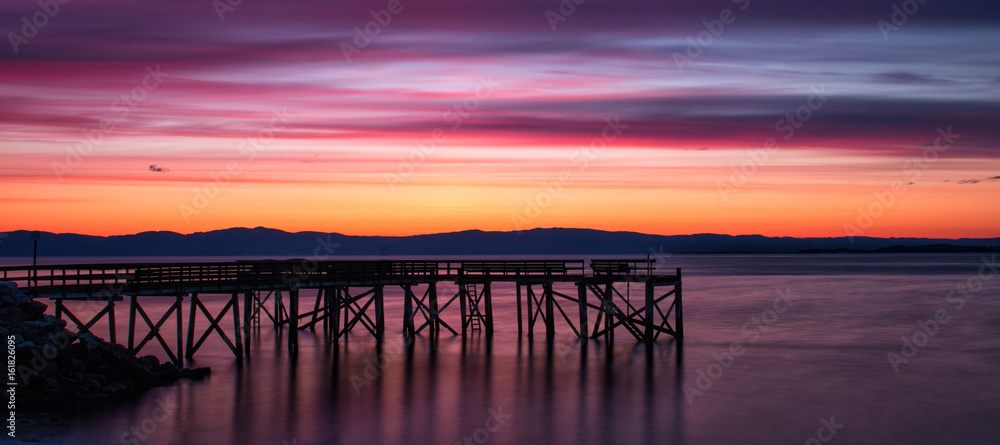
[186,293,243,360]
[644,281,654,343]
[54,296,119,343]
[676,268,684,339]
[578,282,588,339]
[127,294,185,365]
[403,284,415,340]
[374,285,385,343]
[483,282,494,337]
[288,288,298,357]
[516,283,523,336]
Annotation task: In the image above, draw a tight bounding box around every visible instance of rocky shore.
[1,282,209,408]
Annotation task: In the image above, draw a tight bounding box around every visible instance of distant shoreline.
[1,227,999,257]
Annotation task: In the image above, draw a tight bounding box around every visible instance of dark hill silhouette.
[0,227,998,257]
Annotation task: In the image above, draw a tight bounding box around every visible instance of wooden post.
[604,284,614,343]
[108,298,117,345]
[186,293,197,357]
[675,268,683,340]
[428,282,439,334]
[526,284,534,338]
[403,285,414,339]
[483,281,494,337]
[244,291,253,356]
[644,281,654,343]
[331,287,341,341]
[544,283,554,341]
[176,295,183,366]
[310,288,323,330]
[323,288,331,340]
[459,281,468,336]
[374,285,385,342]
[289,288,298,356]
[128,294,137,352]
[578,282,588,339]
[343,287,351,338]
[232,293,243,360]
[516,282,523,336]
[275,290,283,326]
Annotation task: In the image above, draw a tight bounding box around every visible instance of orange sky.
[2,2,1000,239]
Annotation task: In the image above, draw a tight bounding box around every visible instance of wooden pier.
[0,259,682,363]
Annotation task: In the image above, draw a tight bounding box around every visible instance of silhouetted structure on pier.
[0,259,682,363]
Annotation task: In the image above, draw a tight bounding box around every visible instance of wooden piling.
[544,283,555,341]
[403,284,414,339]
[288,288,298,356]
[374,285,385,342]
[483,281,494,337]
[577,282,588,339]
[644,281,654,343]
[516,283,523,336]
[232,292,243,360]
[186,293,197,357]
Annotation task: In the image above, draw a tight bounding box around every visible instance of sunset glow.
[2,0,999,237]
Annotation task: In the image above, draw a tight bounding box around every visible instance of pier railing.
[1,259,666,298]
[0,258,683,361]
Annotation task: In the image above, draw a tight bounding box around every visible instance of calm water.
[7,254,1000,444]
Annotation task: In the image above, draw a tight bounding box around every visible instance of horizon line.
[2,226,1000,241]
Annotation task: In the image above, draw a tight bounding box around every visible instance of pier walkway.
[0,259,682,364]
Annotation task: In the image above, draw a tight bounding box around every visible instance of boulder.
[0,281,30,306]
[0,283,212,408]
[19,300,48,320]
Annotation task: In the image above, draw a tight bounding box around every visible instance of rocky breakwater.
[1,282,209,407]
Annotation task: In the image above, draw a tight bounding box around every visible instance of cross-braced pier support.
[127,294,185,365]
[401,282,456,340]
[584,273,683,343]
[54,295,120,344]
[4,259,684,365]
[185,293,244,361]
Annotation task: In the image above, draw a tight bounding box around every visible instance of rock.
[19,301,48,320]
[180,367,211,380]
[0,281,30,306]
[1,283,212,409]
[8,319,66,341]
[0,307,29,325]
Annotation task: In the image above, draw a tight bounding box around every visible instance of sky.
[1,0,999,238]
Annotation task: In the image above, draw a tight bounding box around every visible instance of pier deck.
[1,259,682,363]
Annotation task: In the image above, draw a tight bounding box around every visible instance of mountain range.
[1,227,999,257]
